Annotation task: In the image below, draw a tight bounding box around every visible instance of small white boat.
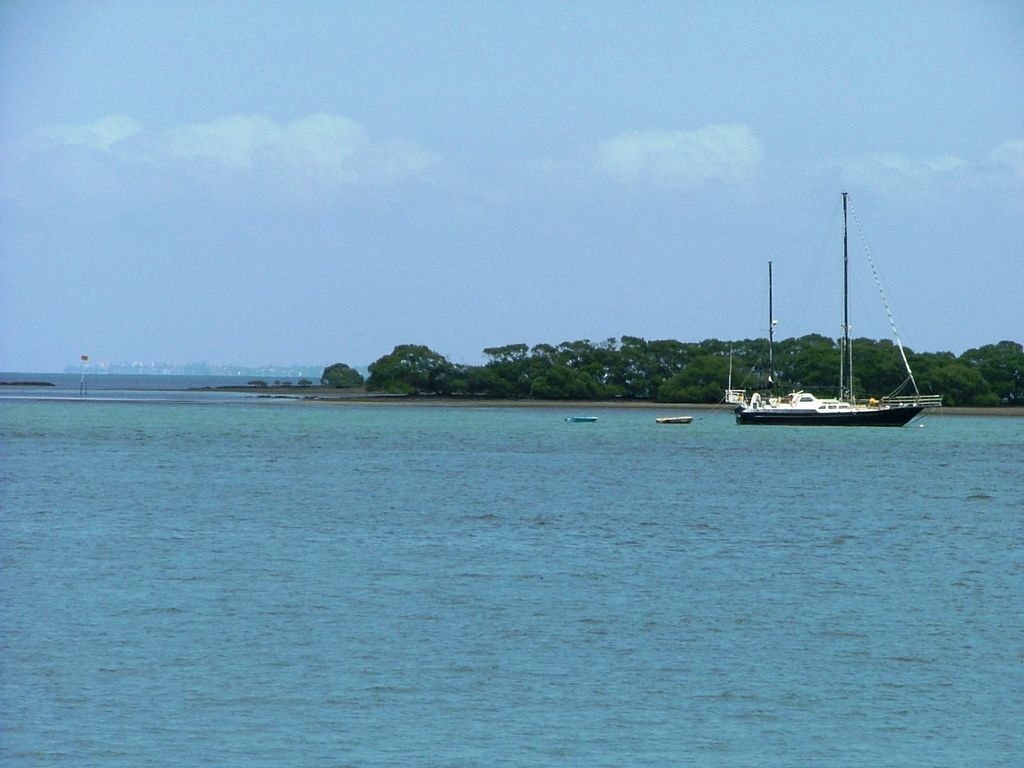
[565,415,599,423]
[655,416,693,425]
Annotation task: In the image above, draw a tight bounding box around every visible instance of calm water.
[1,392,1021,766]
[0,372,260,402]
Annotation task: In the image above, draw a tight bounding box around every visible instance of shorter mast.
[767,261,775,390]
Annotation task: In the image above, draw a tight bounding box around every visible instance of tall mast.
[841,192,853,402]
[768,260,775,389]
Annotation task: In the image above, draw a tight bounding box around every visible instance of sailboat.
[734,193,942,427]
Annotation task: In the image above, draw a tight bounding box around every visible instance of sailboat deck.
[881,394,943,408]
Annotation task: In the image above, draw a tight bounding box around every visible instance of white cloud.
[275,114,369,178]
[990,139,1024,179]
[852,152,969,182]
[825,140,1024,213]
[162,114,284,169]
[43,115,143,152]
[160,113,381,180]
[587,124,763,188]
[835,140,1024,198]
[159,113,443,192]
[31,113,442,199]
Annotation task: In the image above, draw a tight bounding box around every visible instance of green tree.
[321,362,365,388]
[960,341,1024,404]
[480,343,536,398]
[913,354,990,406]
[530,343,558,362]
[611,335,655,399]
[657,354,730,403]
[847,338,909,398]
[483,343,530,365]
[772,334,838,394]
[548,338,622,397]
[529,366,602,400]
[366,345,458,394]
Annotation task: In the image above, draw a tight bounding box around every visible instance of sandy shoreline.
[210,386,1024,417]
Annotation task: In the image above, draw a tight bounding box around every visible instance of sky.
[1,0,1021,372]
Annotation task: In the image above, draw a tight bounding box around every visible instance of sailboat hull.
[735,405,923,427]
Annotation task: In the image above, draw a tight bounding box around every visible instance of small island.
[303,337,1022,409]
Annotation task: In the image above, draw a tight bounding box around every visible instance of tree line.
[320,337,1023,407]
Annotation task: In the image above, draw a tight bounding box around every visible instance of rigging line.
[849,201,899,338]
[848,199,922,396]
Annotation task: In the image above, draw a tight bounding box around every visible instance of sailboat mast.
[768,260,775,389]
[841,192,853,403]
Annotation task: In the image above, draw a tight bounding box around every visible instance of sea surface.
[1,377,1022,766]
[0,372,265,401]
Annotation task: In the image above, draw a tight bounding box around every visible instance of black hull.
[736,405,923,427]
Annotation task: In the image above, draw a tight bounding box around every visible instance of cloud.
[162,114,288,169]
[586,124,763,188]
[834,139,1024,201]
[17,113,444,207]
[43,115,143,152]
[990,139,1024,180]
[843,151,969,185]
[158,113,444,192]
[176,113,444,190]
[159,113,396,184]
